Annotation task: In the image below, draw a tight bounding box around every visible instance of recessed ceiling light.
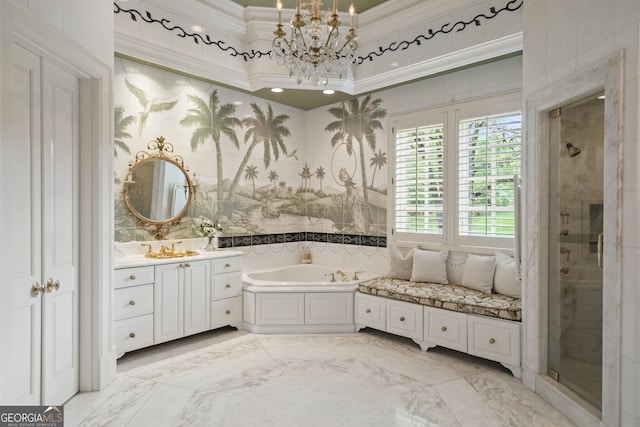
[323,89,335,95]
[597,95,605,99]
[271,88,284,93]
[232,100,243,105]
[191,25,203,33]
[389,62,399,68]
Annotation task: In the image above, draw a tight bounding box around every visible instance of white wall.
[522,0,640,425]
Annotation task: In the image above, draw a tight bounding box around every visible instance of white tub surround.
[114,242,243,357]
[243,264,379,334]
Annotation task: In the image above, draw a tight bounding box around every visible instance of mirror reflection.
[127,158,190,222]
[123,136,196,239]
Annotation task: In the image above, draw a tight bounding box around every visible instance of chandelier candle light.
[271,0,358,86]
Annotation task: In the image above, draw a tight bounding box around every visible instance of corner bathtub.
[242,264,379,334]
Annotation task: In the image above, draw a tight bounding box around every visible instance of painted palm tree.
[114,105,135,158]
[227,103,291,202]
[179,90,241,216]
[125,77,179,138]
[268,170,279,194]
[278,180,287,196]
[369,149,387,189]
[244,164,259,199]
[325,95,387,204]
[315,165,326,194]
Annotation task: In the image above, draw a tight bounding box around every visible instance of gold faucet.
[142,241,198,258]
[335,269,349,282]
[141,243,153,255]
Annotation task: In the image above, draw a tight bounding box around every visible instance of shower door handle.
[597,233,604,269]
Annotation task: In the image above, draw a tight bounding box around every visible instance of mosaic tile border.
[218,232,386,249]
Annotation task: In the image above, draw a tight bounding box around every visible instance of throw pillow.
[410,249,449,284]
[493,251,521,297]
[387,246,414,280]
[461,253,496,293]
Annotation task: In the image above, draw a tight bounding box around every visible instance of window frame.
[388,92,522,253]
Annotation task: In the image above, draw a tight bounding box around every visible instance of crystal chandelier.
[271,0,358,86]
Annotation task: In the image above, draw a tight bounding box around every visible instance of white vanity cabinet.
[154,260,211,344]
[210,256,243,329]
[113,250,243,357]
[113,266,155,357]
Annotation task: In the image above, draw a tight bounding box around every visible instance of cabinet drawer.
[386,300,423,341]
[114,314,154,355]
[424,307,467,353]
[211,256,242,274]
[211,296,242,329]
[468,316,520,366]
[355,293,386,330]
[211,272,243,300]
[114,266,154,289]
[113,284,154,321]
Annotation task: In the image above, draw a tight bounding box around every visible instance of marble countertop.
[114,238,243,269]
[114,249,244,269]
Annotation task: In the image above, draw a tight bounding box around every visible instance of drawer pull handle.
[225,263,231,268]
[441,326,447,332]
[365,308,371,314]
[129,332,136,338]
[225,310,231,315]
[489,338,496,344]
[129,275,136,280]
[129,300,136,306]
[185,263,190,268]
[400,316,405,322]
[225,284,231,288]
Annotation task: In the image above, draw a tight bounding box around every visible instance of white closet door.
[0,43,43,406]
[40,59,79,405]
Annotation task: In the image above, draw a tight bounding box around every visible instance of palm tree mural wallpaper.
[179,90,242,217]
[113,57,387,244]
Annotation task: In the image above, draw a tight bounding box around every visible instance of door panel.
[41,60,79,405]
[1,44,42,405]
[183,261,210,336]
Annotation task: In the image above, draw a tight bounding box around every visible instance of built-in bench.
[354,248,522,377]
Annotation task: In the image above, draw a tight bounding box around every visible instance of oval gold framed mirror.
[123,136,196,239]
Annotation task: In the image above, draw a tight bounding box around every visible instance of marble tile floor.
[66,328,575,427]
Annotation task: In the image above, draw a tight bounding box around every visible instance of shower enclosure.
[548,93,604,410]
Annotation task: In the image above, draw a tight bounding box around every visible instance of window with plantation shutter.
[458,112,521,240]
[394,123,445,236]
[390,92,522,251]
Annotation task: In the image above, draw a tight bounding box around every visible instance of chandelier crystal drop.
[271,0,358,86]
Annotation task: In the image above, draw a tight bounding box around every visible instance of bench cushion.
[358,277,521,322]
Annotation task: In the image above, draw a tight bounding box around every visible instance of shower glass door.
[548,93,604,410]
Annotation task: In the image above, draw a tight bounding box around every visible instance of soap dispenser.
[301,246,312,264]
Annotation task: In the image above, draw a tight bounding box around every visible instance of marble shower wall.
[555,98,604,401]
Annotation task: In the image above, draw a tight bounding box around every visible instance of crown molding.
[115,32,253,91]
[354,32,523,94]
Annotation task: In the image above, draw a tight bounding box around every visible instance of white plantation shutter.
[389,93,522,251]
[394,122,445,237]
[458,112,521,239]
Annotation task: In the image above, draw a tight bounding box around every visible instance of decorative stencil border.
[113,0,523,66]
[219,233,386,249]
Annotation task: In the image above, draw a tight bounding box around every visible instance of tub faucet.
[352,271,364,280]
[335,269,349,282]
[325,272,336,282]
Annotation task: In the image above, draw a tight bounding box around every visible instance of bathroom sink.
[144,249,200,258]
